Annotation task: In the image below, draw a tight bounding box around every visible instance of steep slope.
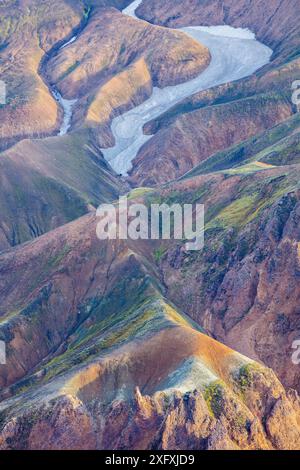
[1,0,300,452]
[137,0,300,64]
[122,0,300,186]
[0,0,210,252]
[46,7,209,95]
[179,113,300,178]
[129,92,292,186]
[0,209,299,450]
[0,0,137,149]
[0,0,83,149]
[0,131,125,252]
[141,158,300,393]
[44,6,210,147]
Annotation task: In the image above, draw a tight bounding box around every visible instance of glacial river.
[53,0,272,173]
[101,0,272,175]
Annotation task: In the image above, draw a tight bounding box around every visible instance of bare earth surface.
[0,0,300,450]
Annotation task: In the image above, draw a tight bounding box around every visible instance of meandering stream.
[51,0,272,172]
[101,0,272,175]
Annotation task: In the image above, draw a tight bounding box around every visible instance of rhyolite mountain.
[0,0,300,450]
[0,207,300,450]
[129,0,300,185]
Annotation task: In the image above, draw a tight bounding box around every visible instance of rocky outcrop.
[0,0,84,149]
[0,181,300,449]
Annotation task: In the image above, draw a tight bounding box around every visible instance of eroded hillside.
[0,0,300,451]
[0,207,299,450]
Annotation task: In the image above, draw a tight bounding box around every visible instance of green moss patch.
[204,380,225,418]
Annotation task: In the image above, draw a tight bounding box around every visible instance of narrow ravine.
[101,0,273,176]
[51,89,78,136]
[49,32,81,136]
[39,10,91,137]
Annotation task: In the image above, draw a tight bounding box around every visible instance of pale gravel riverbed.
[101,0,272,175]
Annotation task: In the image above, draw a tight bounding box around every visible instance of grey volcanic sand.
[101,0,272,175]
